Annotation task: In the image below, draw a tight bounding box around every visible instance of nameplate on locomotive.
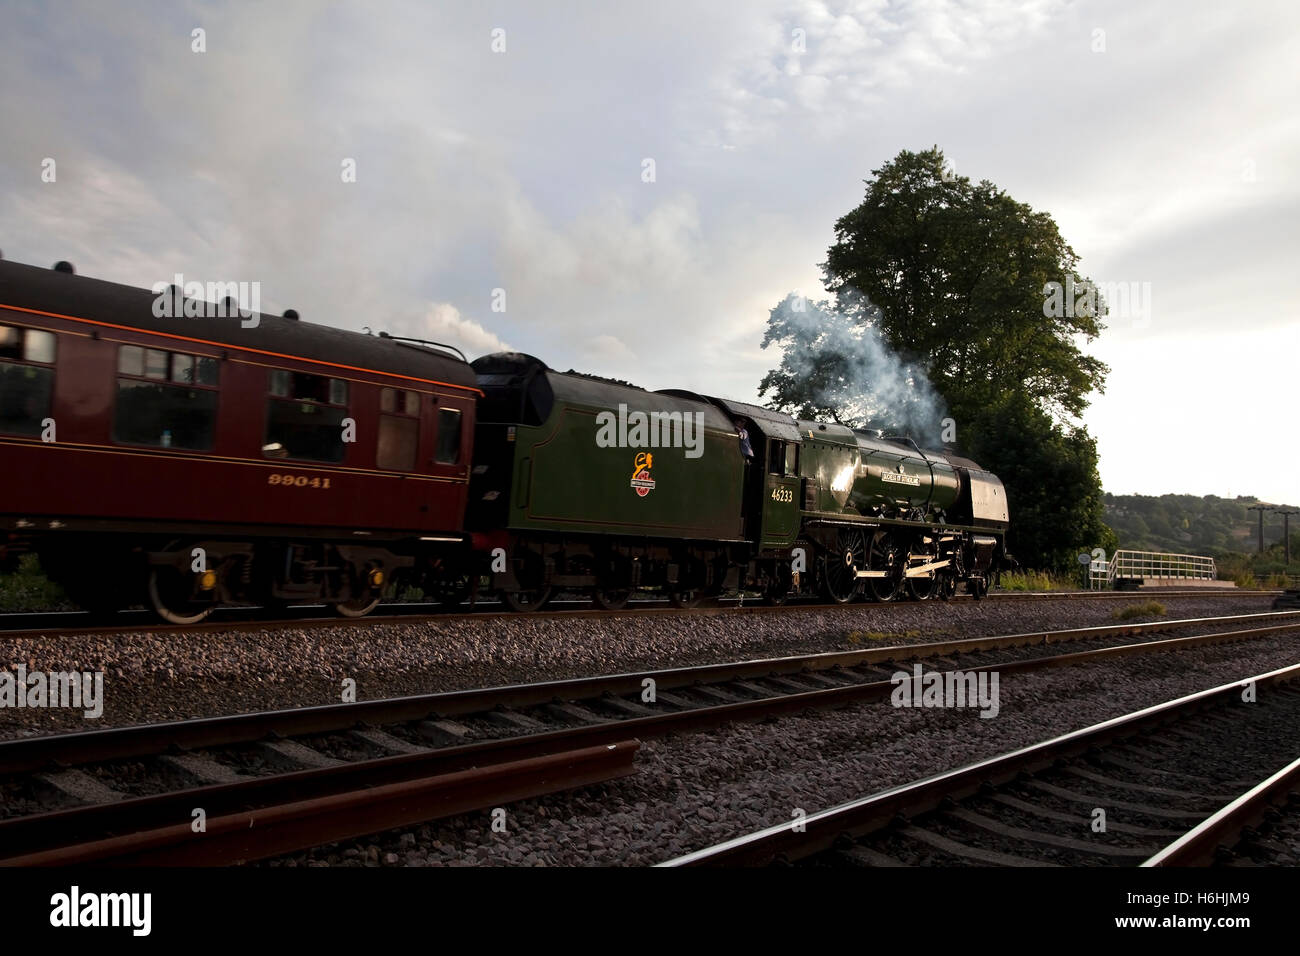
[881,471,921,486]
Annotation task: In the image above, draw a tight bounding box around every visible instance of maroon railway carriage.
[0,257,480,621]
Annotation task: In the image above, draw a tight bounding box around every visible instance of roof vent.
[53,261,75,274]
[283,309,299,321]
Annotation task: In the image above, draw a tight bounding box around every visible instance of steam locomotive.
[0,257,1008,621]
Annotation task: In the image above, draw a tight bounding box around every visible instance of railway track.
[0,587,1276,638]
[1,610,1296,865]
[663,662,1300,867]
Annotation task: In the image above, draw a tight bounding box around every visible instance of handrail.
[1090,550,1217,590]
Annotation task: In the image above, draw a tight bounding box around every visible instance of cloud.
[398,303,511,359]
[0,0,1296,503]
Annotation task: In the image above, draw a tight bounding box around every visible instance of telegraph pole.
[1276,509,1298,565]
[1247,505,1269,554]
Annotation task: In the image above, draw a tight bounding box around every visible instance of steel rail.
[1141,754,1300,867]
[660,662,1300,866]
[2,740,640,866]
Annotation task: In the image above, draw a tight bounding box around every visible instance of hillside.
[1103,492,1299,570]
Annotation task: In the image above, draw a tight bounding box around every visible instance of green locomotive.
[468,352,1007,609]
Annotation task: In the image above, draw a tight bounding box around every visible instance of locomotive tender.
[0,258,1008,620]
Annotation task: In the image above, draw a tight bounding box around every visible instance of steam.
[760,292,948,445]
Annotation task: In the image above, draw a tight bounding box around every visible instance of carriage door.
[761,439,800,548]
[425,396,470,528]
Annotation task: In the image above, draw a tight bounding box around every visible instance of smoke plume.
[760,291,948,445]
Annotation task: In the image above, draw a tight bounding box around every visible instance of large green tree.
[761,147,1114,571]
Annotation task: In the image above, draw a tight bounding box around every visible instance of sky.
[1,0,1296,502]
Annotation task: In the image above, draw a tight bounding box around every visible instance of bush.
[1112,601,1167,621]
[997,570,1076,592]
[0,554,72,612]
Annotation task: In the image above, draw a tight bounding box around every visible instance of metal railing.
[1090,550,1218,590]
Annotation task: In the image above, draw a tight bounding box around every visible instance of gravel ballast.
[265,631,1300,867]
[0,594,1283,737]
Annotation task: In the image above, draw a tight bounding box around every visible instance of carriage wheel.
[334,592,382,618]
[148,565,214,625]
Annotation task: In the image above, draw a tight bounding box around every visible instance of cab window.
[768,440,785,475]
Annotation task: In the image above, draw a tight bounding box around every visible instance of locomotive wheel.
[865,532,902,602]
[502,586,552,612]
[430,574,472,608]
[762,562,793,605]
[906,575,935,601]
[592,586,633,610]
[935,574,957,601]
[148,566,214,625]
[821,528,866,604]
[905,541,940,601]
[667,553,710,608]
[500,545,551,612]
[590,554,634,610]
[668,587,704,609]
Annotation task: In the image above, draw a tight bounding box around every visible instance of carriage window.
[195,356,219,385]
[118,345,143,376]
[380,387,420,414]
[23,329,56,364]
[263,370,349,462]
[171,353,194,384]
[270,370,347,405]
[144,349,169,380]
[0,327,18,361]
[0,325,56,436]
[114,382,217,449]
[435,408,462,464]
[113,345,218,450]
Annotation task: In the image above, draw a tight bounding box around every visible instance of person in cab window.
[736,419,753,460]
